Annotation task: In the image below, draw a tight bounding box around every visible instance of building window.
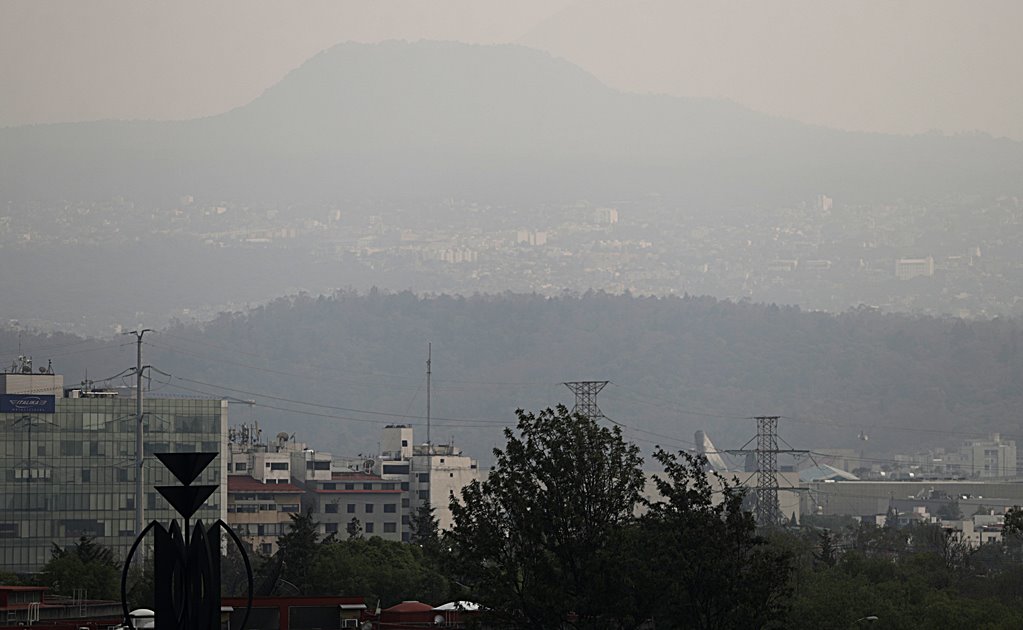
[323,483,336,490]
[418,490,429,500]
[401,440,408,447]
[347,504,356,514]
[365,522,374,534]
[236,462,247,471]
[401,498,409,508]
[401,482,409,491]
[325,523,339,534]
[325,503,338,513]
[261,543,273,555]
[365,504,374,514]
[383,522,397,533]
[270,462,288,471]
[345,484,355,490]
[384,504,396,513]
[418,473,430,483]
[363,483,373,490]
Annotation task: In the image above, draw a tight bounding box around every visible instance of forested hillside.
[5,291,1021,462]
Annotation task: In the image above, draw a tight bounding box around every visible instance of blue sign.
[1,394,56,413]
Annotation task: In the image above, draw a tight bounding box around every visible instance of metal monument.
[120,452,252,630]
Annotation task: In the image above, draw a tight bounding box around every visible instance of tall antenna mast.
[426,342,432,452]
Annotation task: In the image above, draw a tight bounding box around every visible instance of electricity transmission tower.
[563,381,609,420]
[754,415,783,526]
[727,415,808,527]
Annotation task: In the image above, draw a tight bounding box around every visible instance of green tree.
[276,510,321,594]
[409,501,440,552]
[308,537,450,604]
[638,450,792,629]
[448,406,646,629]
[347,517,363,540]
[814,530,838,568]
[38,537,119,600]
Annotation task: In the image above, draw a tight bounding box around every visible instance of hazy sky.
[2,0,1021,139]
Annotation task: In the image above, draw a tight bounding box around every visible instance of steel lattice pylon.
[563,381,609,420]
[755,415,783,526]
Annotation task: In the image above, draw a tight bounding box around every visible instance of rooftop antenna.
[426,342,432,453]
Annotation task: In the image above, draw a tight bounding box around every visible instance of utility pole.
[426,343,432,452]
[563,381,609,420]
[126,328,152,542]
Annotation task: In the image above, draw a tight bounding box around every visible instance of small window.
[418,490,429,500]
[401,440,408,447]
[323,483,336,490]
[401,482,409,491]
[236,462,247,471]
[345,484,355,490]
[363,483,373,490]
[383,522,397,533]
[347,504,356,514]
[325,503,338,514]
[270,462,288,471]
[325,523,339,534]
[365,522,374,534]
[384,504,396,513]
[365,504,374,513]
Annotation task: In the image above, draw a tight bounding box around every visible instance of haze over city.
[3,3,1023,627]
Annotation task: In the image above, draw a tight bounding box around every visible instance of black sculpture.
[120,452,252,630]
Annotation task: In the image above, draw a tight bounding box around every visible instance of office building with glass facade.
[0,370,227,573]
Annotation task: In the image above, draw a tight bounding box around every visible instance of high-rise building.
[0,362,227,573]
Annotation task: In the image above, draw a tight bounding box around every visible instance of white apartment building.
[375,425,480,535]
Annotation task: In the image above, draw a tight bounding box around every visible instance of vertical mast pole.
[426,343,432,452]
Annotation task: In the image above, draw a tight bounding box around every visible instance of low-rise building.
[302,471,404,541]
[226,475,304,556]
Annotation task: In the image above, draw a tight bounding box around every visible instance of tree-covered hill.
[6,291,1021,462]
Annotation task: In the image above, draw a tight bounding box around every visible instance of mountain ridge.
[2,40,1022,206]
